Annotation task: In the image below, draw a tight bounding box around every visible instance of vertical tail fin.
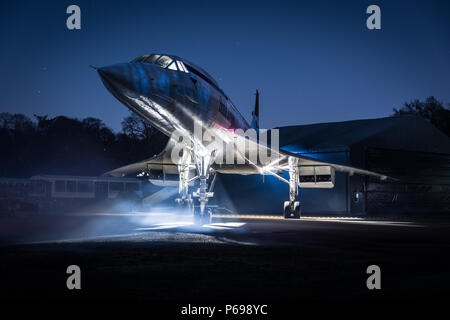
[251,89,259,130]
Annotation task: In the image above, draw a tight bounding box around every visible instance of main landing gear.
[284,157,301,219]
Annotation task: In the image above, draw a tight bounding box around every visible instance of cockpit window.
[176,60,188,72]
[167,61,177,70]
[131,55,149,62]
[155,56,173,68]
[132,54,189,73]
[145,54,160,63]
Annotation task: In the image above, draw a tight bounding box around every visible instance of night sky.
[1,0,449,131]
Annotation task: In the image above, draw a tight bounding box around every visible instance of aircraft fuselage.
[97,58,250,141]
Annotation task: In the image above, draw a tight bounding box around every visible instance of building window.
[32,181,46,194]
[109,182,124,192]
[77,181,93,193]
[67,181,76,192]
[125,183,139,192]
[55,180,66,192]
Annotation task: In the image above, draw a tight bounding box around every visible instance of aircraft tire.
[283,201,301,219]
[177,199,194,215]
[283,201,291,218]
[293,201,301,219]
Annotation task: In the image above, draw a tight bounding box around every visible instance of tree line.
[0,112,168,178]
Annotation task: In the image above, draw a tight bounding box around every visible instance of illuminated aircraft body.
[95,54,388,224]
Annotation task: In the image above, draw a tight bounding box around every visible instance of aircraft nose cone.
[97,63,137,97]
[97,65,121,79]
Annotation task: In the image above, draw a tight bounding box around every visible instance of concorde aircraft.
[95,54,388,224]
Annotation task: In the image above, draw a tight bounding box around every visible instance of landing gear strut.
[192,150,215,225]
[175,149,194,215]
[175,147,215,225]
[284,156,301,219]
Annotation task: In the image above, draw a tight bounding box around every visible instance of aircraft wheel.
[293,201,301,219]
[177,199,194,215]
[283,201,291,218]
[283,201,301,219]
[186,199,194,215]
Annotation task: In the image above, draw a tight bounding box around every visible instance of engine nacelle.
[299,166,335,188]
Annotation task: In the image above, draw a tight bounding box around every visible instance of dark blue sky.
[1,0,449,131]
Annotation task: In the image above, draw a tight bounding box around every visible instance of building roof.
[277,115,450,154]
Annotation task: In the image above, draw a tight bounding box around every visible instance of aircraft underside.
[173,147,303,224]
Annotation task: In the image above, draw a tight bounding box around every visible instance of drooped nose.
[96,62,163,100]
[96,63,137,97]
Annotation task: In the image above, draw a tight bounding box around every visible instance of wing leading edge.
[104,134,390,183]
[279,149,389,181]
[104,139,178,178]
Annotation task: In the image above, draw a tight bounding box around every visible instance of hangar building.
[215,115,450,216]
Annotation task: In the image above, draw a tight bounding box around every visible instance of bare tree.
[121,112,156,141]
[0,113,34,132]
[393,96,450,137]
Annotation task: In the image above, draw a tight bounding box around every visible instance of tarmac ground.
[1,211,449,304]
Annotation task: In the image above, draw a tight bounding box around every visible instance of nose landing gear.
[193,206,212,225]
[175,196,194,215]
[175,150,195,216]
[176,148,215,225]
[192,150,215,225]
